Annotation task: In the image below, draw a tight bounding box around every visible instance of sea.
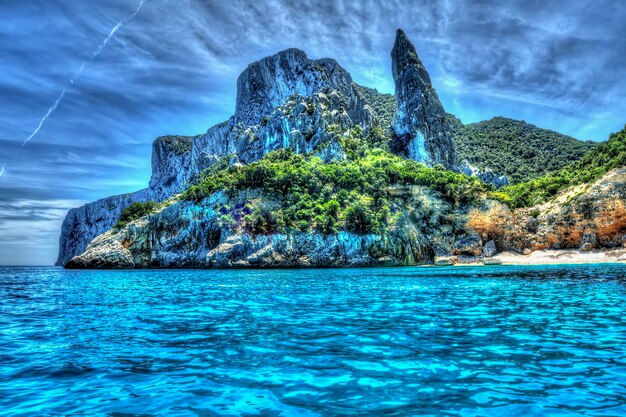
[1,264,625,416]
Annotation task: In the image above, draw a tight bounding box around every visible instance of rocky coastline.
[60,29,626,269]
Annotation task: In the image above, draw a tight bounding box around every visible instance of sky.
[1,0,625,265]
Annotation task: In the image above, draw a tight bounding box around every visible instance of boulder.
[580,243,594,252]
[580,233,598,251]
[64,232,135,269]
[482,240,497,257]
[482,258,503,265]
[452,234,483,256]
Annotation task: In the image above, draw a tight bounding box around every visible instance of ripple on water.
[0,264,625,416]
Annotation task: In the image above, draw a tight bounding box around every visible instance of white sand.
[491,249,626,265]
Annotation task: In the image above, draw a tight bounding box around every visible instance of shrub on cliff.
[115,201,160,229]
[181,146,488,235]
[344,201,377,233]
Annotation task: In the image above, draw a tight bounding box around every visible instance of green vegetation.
[451,116,598,183]
[163,136,193,156]
[176,86,622,231]
[115,201,161,229]
[495,126,626,208]
[189,153,233,185]
[178,118,623,232]
[356,85,395,135]
[327,124,391,158]
[355,86,597,185]
[182,147,488,234]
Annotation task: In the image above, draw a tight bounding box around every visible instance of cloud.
[22,0,150,146]
[0,199,86,265]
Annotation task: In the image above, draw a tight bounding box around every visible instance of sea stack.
[391,29,456,168]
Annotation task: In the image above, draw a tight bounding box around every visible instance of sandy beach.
[492,249,626,265]
[449,248,626,266]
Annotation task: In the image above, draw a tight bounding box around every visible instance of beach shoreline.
[441,248,626,267]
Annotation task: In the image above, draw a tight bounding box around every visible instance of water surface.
[1,264,625,416]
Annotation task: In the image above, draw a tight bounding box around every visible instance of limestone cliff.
[467,168,626,253]
[56,189,151,266]
[391,29,456,168]
[149,135,196,200]
[235,49,374,128]
[57,49,376,265]
[66,187,459,269]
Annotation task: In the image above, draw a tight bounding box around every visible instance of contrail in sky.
[22,0,149,146]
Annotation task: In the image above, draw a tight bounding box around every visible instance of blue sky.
[1,0,625,265]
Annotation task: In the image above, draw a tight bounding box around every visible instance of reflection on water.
[1,264,625,416]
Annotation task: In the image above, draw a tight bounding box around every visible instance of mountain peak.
[391,29,455,168]
[395,28,407,41]
[234,48,356,126]
[393,29,411,49]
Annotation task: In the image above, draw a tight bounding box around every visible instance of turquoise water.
[1,265,626,416]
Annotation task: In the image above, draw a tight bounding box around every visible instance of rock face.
[56,190,150,266]
[462,164,510,188]
[452,234,483,256]
[57,48,376,266]
[65,231,135,269]
[229,90,372,164]
[63,162,626,270]
[235,49,374,128]
[391,29,456,168]
[66,189,445,269]
[464,168,626,253]
[580,233,598,251]
[536,169,626,250]
[149,135,196,200]
[58,134,200,266]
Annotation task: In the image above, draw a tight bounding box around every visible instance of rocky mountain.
[65,188,440,269]
[354,90,598,187]
[58,29,626,268]
[56,48,376,265]
[235,49,374,128]
[390,29,456,169]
